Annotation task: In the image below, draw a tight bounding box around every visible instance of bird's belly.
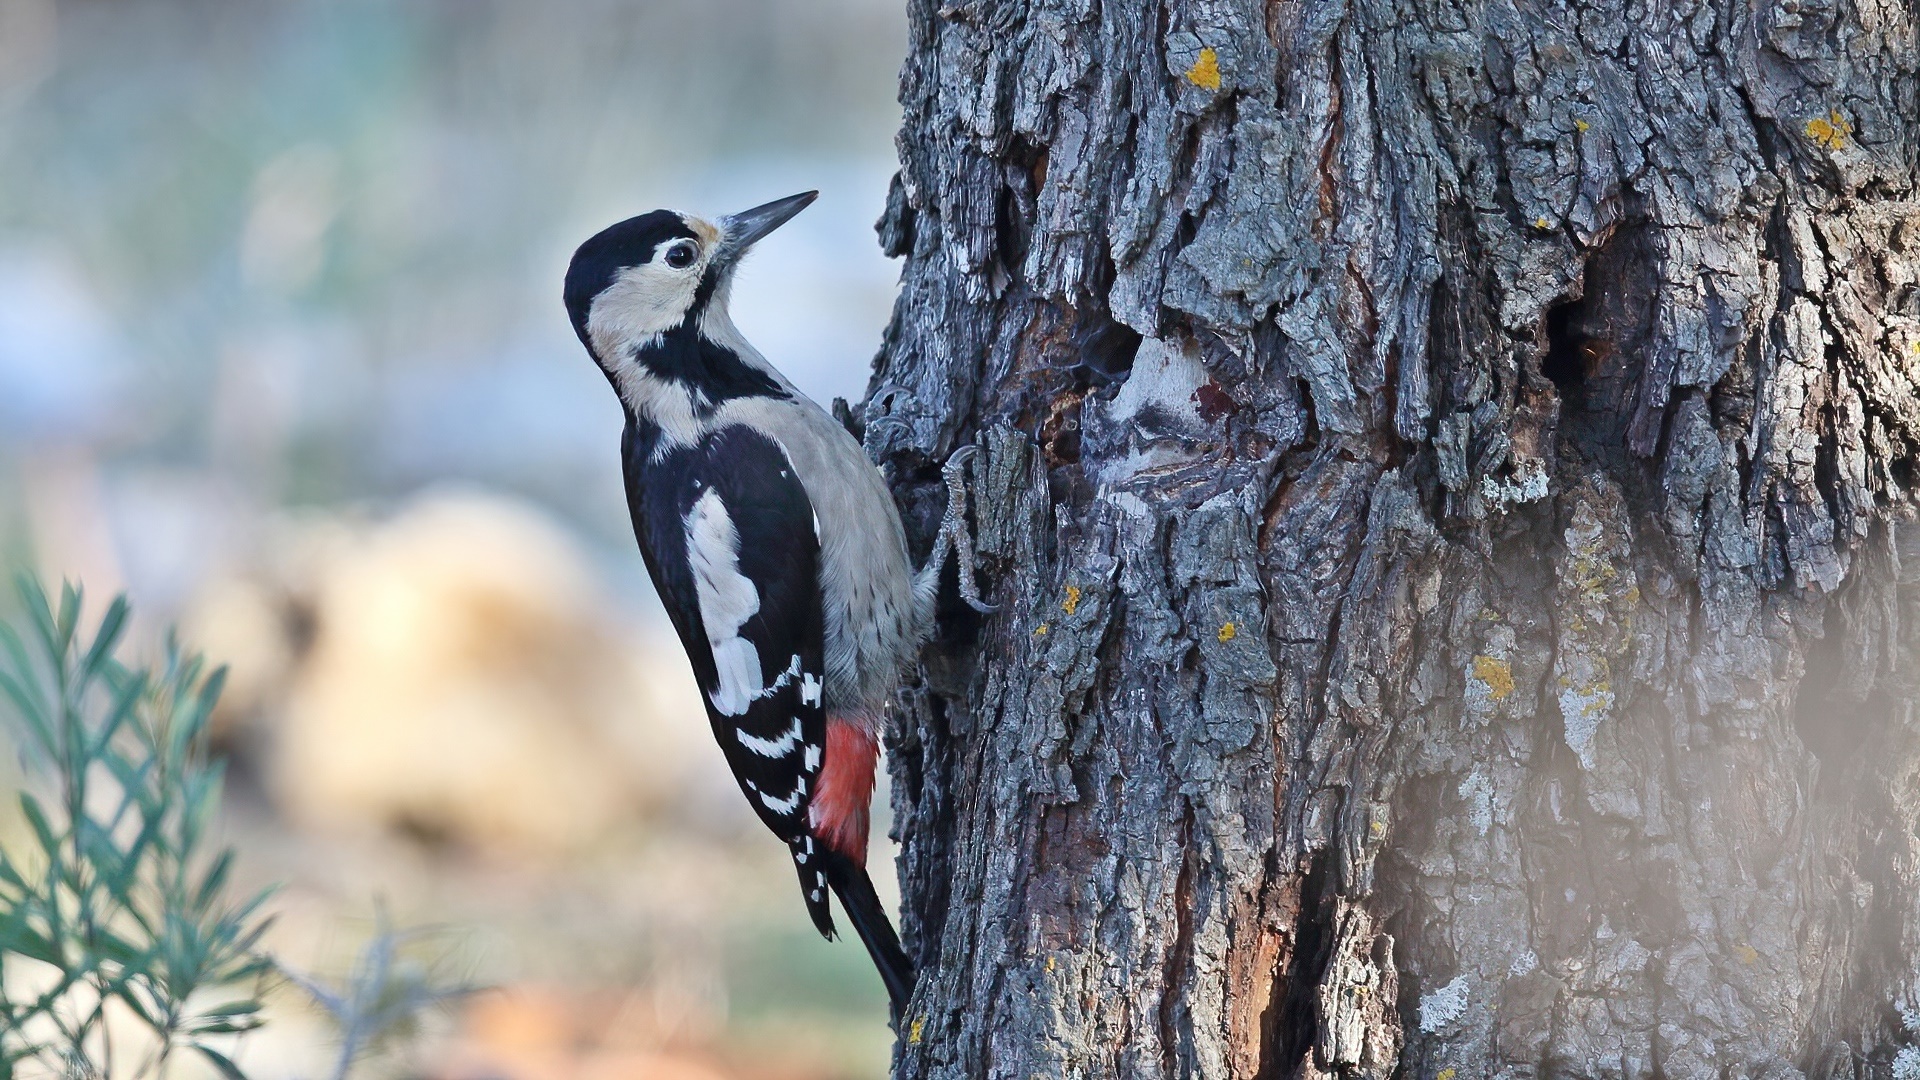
[798,453,910,714]
[810,474,917,716]
[708,396,919,716]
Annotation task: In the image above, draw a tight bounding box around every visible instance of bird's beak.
[716,191,818,266]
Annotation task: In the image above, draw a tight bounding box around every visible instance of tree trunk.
[862,1,1920,1077]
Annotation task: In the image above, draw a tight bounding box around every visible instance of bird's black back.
[621,419,835,934]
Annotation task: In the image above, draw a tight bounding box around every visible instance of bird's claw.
[862,415,914,440]
[942,443,980,481]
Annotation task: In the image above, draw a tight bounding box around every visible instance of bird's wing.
[623,421,837,935]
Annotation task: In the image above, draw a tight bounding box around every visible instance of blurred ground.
[0,1,909,1076]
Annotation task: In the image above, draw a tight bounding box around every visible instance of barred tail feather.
[795,848,837,939]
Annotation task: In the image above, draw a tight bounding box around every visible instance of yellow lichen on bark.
[1806,110,1853,149]
[1471,655,1514,700]
[1186,47,1221,89]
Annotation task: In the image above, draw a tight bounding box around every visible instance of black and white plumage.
[564,191,988,1016]
[625,423,831,901]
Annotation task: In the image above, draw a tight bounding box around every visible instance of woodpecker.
[563,191,988,1014]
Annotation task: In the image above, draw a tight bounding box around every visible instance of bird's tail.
[822,849,914,1016]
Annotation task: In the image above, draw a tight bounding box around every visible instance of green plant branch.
[0,576,274,1080]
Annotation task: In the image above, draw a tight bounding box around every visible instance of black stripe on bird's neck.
[631,310,788,410]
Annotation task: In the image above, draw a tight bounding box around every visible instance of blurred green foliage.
[0,577,272,1079]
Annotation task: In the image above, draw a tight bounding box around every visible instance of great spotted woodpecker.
[563,191,989,1013]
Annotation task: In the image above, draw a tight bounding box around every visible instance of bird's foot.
[859,386,918,453]
[933,445,996,614]
[861,415,914,441]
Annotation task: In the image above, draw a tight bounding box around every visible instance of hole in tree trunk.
[1539,225,1655,466]
[1264,847,1338,1077]
[1071,314,1141,384]
[1066,243,1139,386]
[1543,300,1588,403]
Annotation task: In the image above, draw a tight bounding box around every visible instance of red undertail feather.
[812,717,878,864]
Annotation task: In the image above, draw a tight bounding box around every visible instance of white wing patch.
[686,489,763,716]
[682,454,824,727]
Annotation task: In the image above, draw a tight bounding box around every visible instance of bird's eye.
[663,242,697,269]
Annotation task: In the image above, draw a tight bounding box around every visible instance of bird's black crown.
[563,210,697,344]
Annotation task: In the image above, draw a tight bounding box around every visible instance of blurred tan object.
[184,571,301,741]
[21,450,124,599]
[266,487,705,854]
[436,984,737,1080]
[181,510,351,741]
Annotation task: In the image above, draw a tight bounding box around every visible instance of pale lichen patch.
[1458,771,1495,835]
[1479,456,1550,509]
[1559,682,1612,771]
[1418,975,1471,1032]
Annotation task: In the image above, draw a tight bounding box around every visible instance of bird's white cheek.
[587,268,698,353]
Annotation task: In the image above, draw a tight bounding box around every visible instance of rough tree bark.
[859,0,1920,1077]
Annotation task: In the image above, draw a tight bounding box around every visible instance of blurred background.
[0,0,909,1076]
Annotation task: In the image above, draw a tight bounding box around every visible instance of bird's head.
[564,191,816,378]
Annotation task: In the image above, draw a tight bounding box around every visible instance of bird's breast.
[708,396,918,713]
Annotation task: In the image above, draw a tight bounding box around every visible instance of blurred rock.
[185,570,303,742]
[438,983,734,1080]
[187,487,707,855]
